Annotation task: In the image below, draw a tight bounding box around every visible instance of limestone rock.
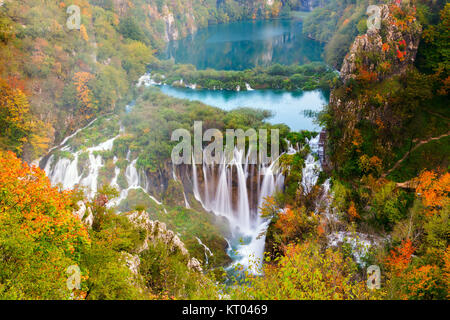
[126,211,189,257]
[122,252,141,276]
[73,200,94,228]
[340,4,421,83]
[187,257,203,273]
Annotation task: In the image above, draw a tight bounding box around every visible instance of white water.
[245,83,254,91]
[44,132,164,208]
[44,135,119,198]
[44,118,326,274]
[196,237,214,265]
[190,146,287,273]
[186,135,325,273]
[301,134,321,194]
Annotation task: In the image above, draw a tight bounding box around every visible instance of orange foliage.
[375,117,385,129]
[347,201,360,220]
[444,246,450,298]
[369,156,383,171]
[274,206,317,242]
[275,207,297,238]
[396,49,405,61]
[0,78,33,154]
[352,129,363,148]
[0,151,90,255]
[80,24,89,42]
[395,264,443,300]
[358,67,378,82]
[385,239,415,275]
[73,71,96,118]
[415,170,450,216]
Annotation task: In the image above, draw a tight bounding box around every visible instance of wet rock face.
[162,5,179,41]
[340,4,421,83]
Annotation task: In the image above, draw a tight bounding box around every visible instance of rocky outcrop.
[340,4,421,83]
[73,205,203,274]
[73,200,94,228]
[328,3,422,139]
[161,5,180,42]
[126,211,203,272]
[145,2,198,42]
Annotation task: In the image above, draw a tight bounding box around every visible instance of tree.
[73,72,96,119]
[0,78,33,155]
[80,24,89,42]
[230,241,373,300]
[415,171,450,216]
[385,239,447,299]
[0,151,90,299]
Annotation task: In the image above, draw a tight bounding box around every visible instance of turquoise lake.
[163,19,324,70]
[158,17,327,131]
[159,85,327,131]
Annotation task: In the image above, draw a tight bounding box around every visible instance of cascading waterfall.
[188,134,323,273]
[44,118,325,274]
[196,237,214,265]
[301,134,321,194]
[44,135,120,198]
[44,131,163,208]
[190,147,285,273]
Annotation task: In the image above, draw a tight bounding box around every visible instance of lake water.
[159,85,327,131]
[158,17,326,132]
[163,19,324,70]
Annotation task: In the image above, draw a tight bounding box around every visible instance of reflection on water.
[162,19,324,70]
[159,85,328,131]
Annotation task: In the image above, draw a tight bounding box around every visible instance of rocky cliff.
[340,4,421,83]
[326,2,424,175]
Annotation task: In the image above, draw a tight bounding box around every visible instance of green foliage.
[229,241,373,300]
[139,240,218,299]
[0,223,73,299]
[303,0,369,68]
[149,61,337,91]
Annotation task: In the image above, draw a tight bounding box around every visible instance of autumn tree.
[0,151,90,299]
[384,239,447,299]
[415,170,450,216]
[0,78,33,155]
[73,71,96,119]
[230,241,373,300]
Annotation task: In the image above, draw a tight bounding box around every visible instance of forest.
[0,0,449,301]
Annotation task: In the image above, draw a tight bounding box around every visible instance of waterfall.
[301,134,321,194]
[187,134,324,273]
[44,135,120,198]
[245,83,254,91]
[192,155,202,203]
[196,237,213,265]
[126,159,139,188]
[189,147,284,273]
[44,131,164,209]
